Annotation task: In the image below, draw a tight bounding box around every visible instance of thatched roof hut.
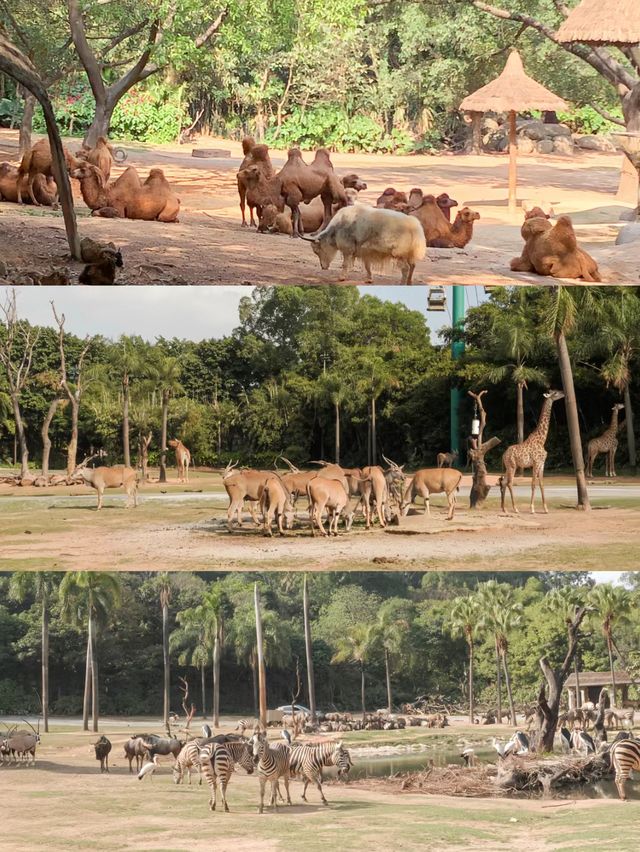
[556,0,640,46]
[460,51,566,213]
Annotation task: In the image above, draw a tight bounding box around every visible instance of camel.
[70,163,180,222]
[276,148,347,236]
[408,189,459,221]
[236,137,274,227]
[16,138,82,205]
[77,136,114,181]
[0,162,57,205]
[410,196,480,248]
[510,215,601,281]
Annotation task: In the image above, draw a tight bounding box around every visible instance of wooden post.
[471,111,483,154]
[254,583,267,729]
[508,110,517,214]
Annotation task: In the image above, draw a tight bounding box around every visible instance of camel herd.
[0,132,603,282]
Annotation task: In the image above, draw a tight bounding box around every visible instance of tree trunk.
[502,652,517,726]
[162,602,170,727]
[556,332,590,510]
[41,397,63,478]
[201,662,206,719]
[607,635,618,706]
[468,640,475,724]
[334,401,340,465]
[360,662,366,720]
[495,641,502,723]
[159,393,169,482]
[67,399,79,475]
[91,616,99,733]
[384,649,392,715]
[516,382,524,445]
[624,384,636,474]
[42,600,49,733]
[19,92,35,155]
[371,397,377,466]
[302,575,317,724]
[122,379,130,468]
[11,394,29,478]
[213,633,221,727]
[84,96,116,148]
[254,584,267,728]
[574,654,581,708]
[251,660,258,717]
[82,631,91,732]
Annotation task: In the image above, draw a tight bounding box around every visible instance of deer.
[168,438,192,482]
[402,468,463,521]
[72,453,138,510]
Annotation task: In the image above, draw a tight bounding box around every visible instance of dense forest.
[1,286,638,475]
[1,570,638,719]
[0,1,635,151]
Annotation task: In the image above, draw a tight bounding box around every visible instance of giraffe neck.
[528,397,554,446]
[604,408,620,436]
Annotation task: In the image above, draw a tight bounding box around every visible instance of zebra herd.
[610,738,640,801]
[171,731,353,813]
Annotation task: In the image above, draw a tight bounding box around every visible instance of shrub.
[557,105,623,135]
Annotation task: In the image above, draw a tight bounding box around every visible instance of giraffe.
[168,438,191,483]
[500,390,565,515]
[586,404,625,478]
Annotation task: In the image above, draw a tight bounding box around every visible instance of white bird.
[512,731,530,754]
[460,747,476,767]
[281,729,292,746]
[138,754,159,780]
[571,730,595,755]
[201,724,212,738]
[560,727,572,753]
[492,738,517,759]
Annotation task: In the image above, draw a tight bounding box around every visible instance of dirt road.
[1,130,637,285]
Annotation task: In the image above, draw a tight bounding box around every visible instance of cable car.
[427,286,446,312]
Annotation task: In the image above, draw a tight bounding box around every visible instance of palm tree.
[170,608,210,718]
[59,572,121,732]
[152,354,183,483]
[332,622,377,720]
[109,336,148,468]
[354,349,397,466]
[448,594,483,724]
[588,584,632,705]
[156,573,173,727]
[374,600,411,715]
[543,287,593,510]
[477,580,522,725]
[315,369,349,464]
[202,585,228,727]
[543,587,585,708]
[8,572,58,732]
[302,575,317,724]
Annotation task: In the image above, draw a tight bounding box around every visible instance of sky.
[6,285,490,343]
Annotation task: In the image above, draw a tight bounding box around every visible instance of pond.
[342,748,640,800]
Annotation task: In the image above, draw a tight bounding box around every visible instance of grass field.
[2,722,638,852]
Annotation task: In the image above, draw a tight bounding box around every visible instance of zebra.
[236,718,264,736]
[251,733,292,814]
[199,740,255,812]
[286,741,352,805]
[173,741,203,786]
[610,738,640,801]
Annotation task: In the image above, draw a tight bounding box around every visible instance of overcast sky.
[6,285,489,342]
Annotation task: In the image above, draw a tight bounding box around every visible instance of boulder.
[543,123,572,138]
[519,120,548,141]
[536,139,554,155]
[615,223,640,245]
[517,136,536,154]
[482,117,500,133]
[575,135,616,152]
[553,136,575,156]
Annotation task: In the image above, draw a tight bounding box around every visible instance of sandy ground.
[2,470,639,571]
[2,723,638,852]
[0,130,637,286]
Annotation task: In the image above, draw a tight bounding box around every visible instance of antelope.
[259,475,294,536]
[437,450,458,468]
[402,468,462,521]
[278,457,318,509]
[72,453,138,510]
[306,476,355,536]
[168,438,191,482]
[222,461,277,529]
[382,455,409,519]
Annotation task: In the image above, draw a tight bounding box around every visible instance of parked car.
[275,704,313,715]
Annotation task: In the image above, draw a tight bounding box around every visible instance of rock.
[620,208,640,222]
[38,267,71,285]
[553,136,575,156]
[575,135,616,152]
[517,137,535,154]
[482,117,500,133]
[33,476,48,487]
[615,223,640,245]
[519,120,549,141]
[543,123,572,138]
[19,476,36,487]
[0,260,7,278]
[536,139,554,155]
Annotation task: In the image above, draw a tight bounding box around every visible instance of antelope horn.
[382,454,399,468]
[279,456,299,473]
[309,459,329,467]
[22,718,39,737]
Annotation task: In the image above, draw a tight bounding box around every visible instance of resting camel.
[77,136,114,181]
[16,138,81,205]
[510,214,601,281]
[168,438,191,482]
[410,195,480,247]
[408,189,458,221]
[376,187,409,211]
[0,162,57,205]
[71,163,180,222]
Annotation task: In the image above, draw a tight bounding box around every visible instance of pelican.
[201,724,212,738]
[281,729,292,746]
[138,754,159,780]
[571,730,595,755]
[512,731,530,754]
[560,727,572,753]
[460,746,476,767]
[492,738,517,759]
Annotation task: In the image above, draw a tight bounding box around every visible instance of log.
[191,148,231,158]
[495,752,611,794]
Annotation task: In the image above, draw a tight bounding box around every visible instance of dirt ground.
[0,129,637,286]
[2,469,639,571]
[2,723,638,852]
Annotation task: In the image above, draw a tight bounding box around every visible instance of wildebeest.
[93,735,112,773]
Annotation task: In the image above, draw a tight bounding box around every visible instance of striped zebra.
[251,733,292,813]
[173,741,203,786]
[236,718,264,736]
[279,740,352,805]
[199,740,255,812]
[610,738,640,800]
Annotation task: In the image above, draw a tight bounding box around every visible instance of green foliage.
[557,106,623,135]
[110,85,187,143]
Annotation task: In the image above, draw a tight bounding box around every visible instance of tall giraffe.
[500,390,565,514]
[586,404,625,478]
[168,438,191,482]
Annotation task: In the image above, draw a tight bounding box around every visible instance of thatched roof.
[459,51,567,114]
[556,0,640,46]
[565,670,631,688]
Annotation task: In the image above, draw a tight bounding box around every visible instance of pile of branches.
[357,763,500,798]
[0,474,79,487]
[495,753,612,794]
[401,694,460,716]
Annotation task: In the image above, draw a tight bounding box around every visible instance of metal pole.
[450,286,465,462]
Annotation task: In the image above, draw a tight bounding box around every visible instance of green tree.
[477,580,522,725]
[332,622,377,719]
[374,599,412,714]
[59,571,121,732]
[151,354,183,483]
[8,572,59,732]
[156,573,173,726]
[449,593,483,723]
[588,584,632,705]
[543,586,586,708]
[170,604,210,718]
